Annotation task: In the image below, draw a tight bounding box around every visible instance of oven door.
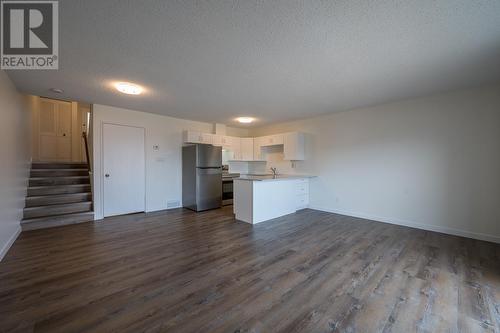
[222,179,233,205]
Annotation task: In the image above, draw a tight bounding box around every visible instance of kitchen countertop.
[236,174,316,181]
[222,173,240,179]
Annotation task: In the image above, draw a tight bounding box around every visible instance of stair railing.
[82,131,91,172]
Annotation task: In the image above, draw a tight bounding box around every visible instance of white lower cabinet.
[234,177,311,224]
[295,178,309,209]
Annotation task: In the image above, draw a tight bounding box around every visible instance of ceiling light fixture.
[50,88,63,94]
[235,117,255,124]
[115,82,143,95]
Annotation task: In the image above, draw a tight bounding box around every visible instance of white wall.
[92,104,246,219]
[250,85,500,243]
[0,72,32,260]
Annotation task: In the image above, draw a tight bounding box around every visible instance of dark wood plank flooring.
[0,207,499,332]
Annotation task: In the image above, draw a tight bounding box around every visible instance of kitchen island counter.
[234,175,314,224]
[236,174,315,181]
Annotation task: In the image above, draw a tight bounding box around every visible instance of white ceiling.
[7,0,500,127]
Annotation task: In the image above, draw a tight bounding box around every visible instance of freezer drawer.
[196,168,222,211]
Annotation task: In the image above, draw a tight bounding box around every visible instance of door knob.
[105,174,110,178]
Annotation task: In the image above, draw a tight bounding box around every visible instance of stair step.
[22,211,94,231]
[26,193,92,207]
[29,176,90,186]
[31,169,89,177]
[32,162,88,169]
[28,184,91,196]
[23,201,92,219]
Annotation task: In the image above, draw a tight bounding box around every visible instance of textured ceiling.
[6,0,500,127]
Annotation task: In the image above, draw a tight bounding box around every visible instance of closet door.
[39,99,58,161]
[102,123,145,217]
[38,98,72,161]
[56,101,72,161]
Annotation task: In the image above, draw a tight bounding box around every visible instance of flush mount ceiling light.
[235,117,255,124]
[114,82,143,95]
[50,88,63,94]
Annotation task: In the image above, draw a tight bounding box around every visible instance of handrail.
[82,131,91,172]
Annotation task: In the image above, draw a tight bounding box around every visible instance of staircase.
[22,162,94,231]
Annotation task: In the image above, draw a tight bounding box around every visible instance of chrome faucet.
[270,167,278,178]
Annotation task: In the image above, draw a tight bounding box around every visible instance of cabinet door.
[284,132,305,160]
[184,131,201,143]
[240,138,254,160]
[230,137,241,159]
[259,134,284,147]
[221,136,235,149]
[270,134,284,145]
[254,137,264,160]
[212,134,223,146]
[200,133,213,144]
[295,179,309,209]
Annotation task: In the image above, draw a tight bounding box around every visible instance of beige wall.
[250,85,500,243]
[0,72,32,260]
[226,126,250,137]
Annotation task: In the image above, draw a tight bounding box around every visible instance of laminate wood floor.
[0,207,499,332]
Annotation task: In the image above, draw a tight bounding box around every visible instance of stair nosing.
[22,211,94,223]
[31,168,89,171]
[28,184,91,189]
[32,162,87,164]
[25,194,92,208]
[26,193,92,199]
[30,176,90,179]
[23,201,92,211]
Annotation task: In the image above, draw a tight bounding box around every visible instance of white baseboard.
[309,206,500,244]
[0,226,21,261]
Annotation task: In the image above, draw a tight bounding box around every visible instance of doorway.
[102,123,146,217]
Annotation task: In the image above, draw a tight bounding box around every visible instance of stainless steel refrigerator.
[182,144,222,211]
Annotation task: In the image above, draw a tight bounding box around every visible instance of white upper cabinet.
[259,134,284,147]
[212,134,223,146]
[224,136,238,150]
[229,137,241,159]
[284,132,305,160]
[183,131,213,145]
[239,138,254,160]
[253,137,265,160]
[199,133,213,144]
[185,130,305,161]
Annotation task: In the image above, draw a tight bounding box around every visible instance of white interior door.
[39,99,58,161]
[103,123,145,217]
[39,98,72,161]
[56,101,72,161]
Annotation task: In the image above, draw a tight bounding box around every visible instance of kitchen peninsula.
[233,175,315,224]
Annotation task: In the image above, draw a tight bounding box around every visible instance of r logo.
[2,2,53,54]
